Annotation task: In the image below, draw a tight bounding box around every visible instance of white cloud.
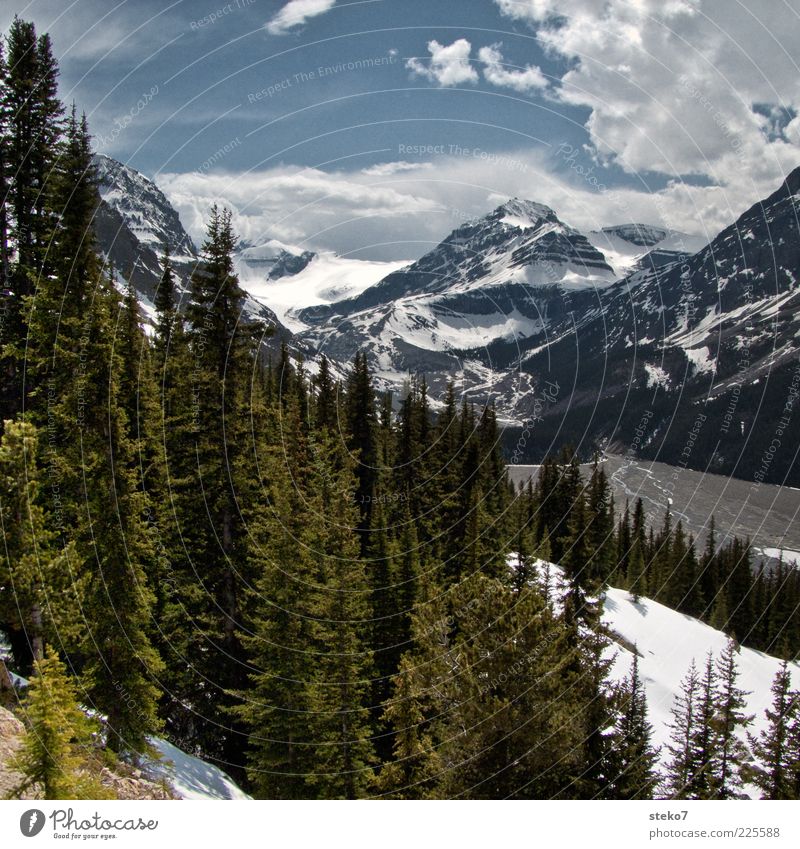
[266,0,337,36]
[157,144,786,263]
[361,161,433,177]
[406,39,479,87]
[478,44,547,92]
[493,0,800,185]
[157,165,443,256]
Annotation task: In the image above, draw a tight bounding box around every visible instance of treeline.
[0,17,798,801]
[524,452,800,660]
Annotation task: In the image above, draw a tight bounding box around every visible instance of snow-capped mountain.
[305,198,617,323]
[586,224,707,277]
[95,154,196,260]
[91,153,800,482]
[235,240,409,333]
[516,165,800,482]
[92,155,292,344]
[292,198,626,408]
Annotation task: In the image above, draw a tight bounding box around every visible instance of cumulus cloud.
[266,0,337,36]
[478,44,548,92]
[406,39,479,87]
[493,0,800,185]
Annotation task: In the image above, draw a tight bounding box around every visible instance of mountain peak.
[492,197,557,228]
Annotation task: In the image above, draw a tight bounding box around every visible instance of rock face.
[0,703,174,800]
[92,155,293,352]
[514,166,800,481]
[0,705,25,799]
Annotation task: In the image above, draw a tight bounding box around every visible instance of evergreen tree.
[233,436,316,798]
[689,652,718,799]
[9,647,110,800]
[0,418,81,672]
[611,652,660,798]
[710,639,753,798]
[303,434,376,798]
[153,246,177,368]
[663,660,701,798]
[184,204,261,763]
[749,662,800,799]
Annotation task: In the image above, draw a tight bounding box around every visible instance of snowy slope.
[532,559,799,794]
[602,586,798,754]
[95,154,195,259]
[586,224,707,277]
[0,656,249,801]
[145,737,251,800]
[236,243,409,333]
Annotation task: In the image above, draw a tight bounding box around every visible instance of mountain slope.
[514,165,800,482]
[92,156,293,346]
[293,199,627,406]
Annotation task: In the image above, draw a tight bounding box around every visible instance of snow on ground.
[521,558,799,787]
[0,649,249,801]
[236,250,409,332]
[644,362,670,389]
[684,345,717,375]
[757,547,800,567]
[145,737,251,800]
[602,586,799,756]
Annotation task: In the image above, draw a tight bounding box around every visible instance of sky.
[4,0,800,260]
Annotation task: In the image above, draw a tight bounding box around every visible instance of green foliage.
[9,647,111,799]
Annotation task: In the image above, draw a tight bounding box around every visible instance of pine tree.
[611,652,660,798]
[303,434,376,798]
[749,662,800,799]
[711,639,753,798]
[0,418,81,672]
[689,652,718,799]
[9,647,110,799]
[374,652,441,798]
[153,246,178,368]
[5,18,62,290]
[663,659,701,798]
[184,204,261,763]
[233,435,316,798]
[313,354,337,432]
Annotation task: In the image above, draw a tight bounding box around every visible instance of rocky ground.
[0,697,175,800]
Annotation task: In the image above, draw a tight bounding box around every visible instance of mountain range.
[92,154,800,485]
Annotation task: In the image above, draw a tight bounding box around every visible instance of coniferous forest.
[0,18,799,801]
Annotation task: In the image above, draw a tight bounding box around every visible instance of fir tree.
[9,647,110,800]
[749,662,800,799]
[710,639,753,798]
[664,660,701,798]
[611,652,660,798]
[0,418,81,672]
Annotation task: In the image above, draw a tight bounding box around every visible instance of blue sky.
[5,0,800,259]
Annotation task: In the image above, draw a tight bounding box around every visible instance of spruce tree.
[10,647,110,800]
[233,433,317,798]
[711,639,753,798]
[0,418,81,672]
[749,662,800,799]
[611,652,660,798]
[303,434,376,798]
[184,204,260,763]
[664,660,701,798]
